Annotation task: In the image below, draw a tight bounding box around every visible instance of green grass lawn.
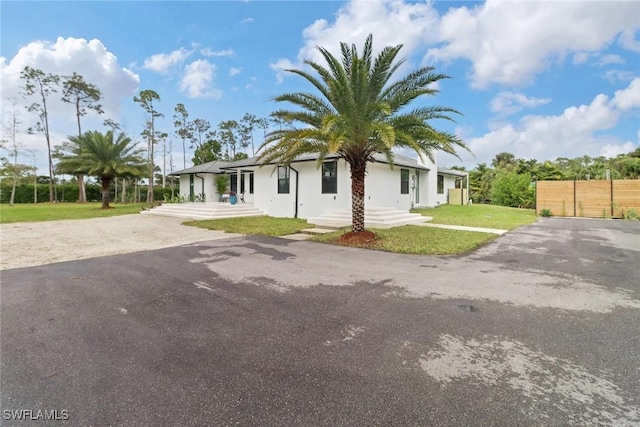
[1,201,536,256]
[0,202,152,223]
[183,216,310,236]
[311,226,497,255]
[411,204,537,230]
[185,205,537,255]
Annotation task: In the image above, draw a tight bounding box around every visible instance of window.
[400,169,410,194]
[249,173,254,194]
[437,174,444,194]
[278,166,289,194]
[230,174,238,193]
[322,161,338,194]
[240,173,245,193]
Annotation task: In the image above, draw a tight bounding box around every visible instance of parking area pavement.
[1,218,639,425]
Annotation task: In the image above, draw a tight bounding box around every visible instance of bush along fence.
[0,183,174,204]
[536,180,640,219]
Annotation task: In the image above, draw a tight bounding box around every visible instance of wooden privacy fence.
[536,180,640,218]
[447,188,468,205]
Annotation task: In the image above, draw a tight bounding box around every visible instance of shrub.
[623,208,639,220]
[490,171,535,208]
[540,208,552,217]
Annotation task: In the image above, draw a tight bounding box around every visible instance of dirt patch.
[337,230,378,245]
[0,214,239,270]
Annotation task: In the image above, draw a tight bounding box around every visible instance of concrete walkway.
[416,222,508,235]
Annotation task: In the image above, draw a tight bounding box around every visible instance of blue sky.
[1,0,639,174]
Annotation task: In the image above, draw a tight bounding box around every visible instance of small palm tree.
[258,34,468,233]
[58,130,147,209]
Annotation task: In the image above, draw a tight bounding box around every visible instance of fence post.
[611,180,614,218]
[573,179,578,218]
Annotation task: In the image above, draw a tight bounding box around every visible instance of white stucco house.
[170,152,468,220]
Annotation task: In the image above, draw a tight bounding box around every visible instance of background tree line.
[4,65,638,209]
[467,149,640,208]
[2,65,282,205]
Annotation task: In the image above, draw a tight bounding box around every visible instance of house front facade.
[172,152,467,219]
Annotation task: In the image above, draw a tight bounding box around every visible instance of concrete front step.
[141,202,266,220]
[307,208,431,229]
[141,211,266,220]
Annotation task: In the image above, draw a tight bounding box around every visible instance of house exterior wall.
[252,165,296,217]
[179,175,191,199]
[249,159,424,218]
[364,162,416,211]
[417,153,438,207]
[174,152,466,214]
[435,174,459,205]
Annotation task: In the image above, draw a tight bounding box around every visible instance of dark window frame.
[322,161,338,194]
[437,174,444,194]
[249,172,254,194]
[278,166,290,194]
[400,169,410,194]
[230,174,238,193]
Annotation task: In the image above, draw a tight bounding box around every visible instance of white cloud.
[490,91,551,116]
[574,52,626,68]
[270,0,439,82]
[200,48,235,57]
[143,47,193,73]
[600,141,636,158]
[270,58,296,84]
[229,67,242,76]
[0,36,139,125]
[596,54,625,67]
[463,78,640,163]
[572,52,593,65]
[273,0,639,90]
[427,0,640,88]
[612,77,640,110]
[179,59,222,99]
[603,69,636,84]
[245,76,257,91]
[620,28,640,52]
[241,17,254,24]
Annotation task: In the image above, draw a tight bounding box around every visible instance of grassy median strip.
[183,216,309,236]
[412,204,537,230]
[310,226,497,255]
[0,202,152,223]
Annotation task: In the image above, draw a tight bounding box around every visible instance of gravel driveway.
[0,214,238,270]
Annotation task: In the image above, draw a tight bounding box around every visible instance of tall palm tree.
[258,34,467,233]
[58,130,147,209]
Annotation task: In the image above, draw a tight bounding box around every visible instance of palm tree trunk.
[101,177,111,209]
[350,161,367,233]
[121,179,127,204]
[78,174,87,203]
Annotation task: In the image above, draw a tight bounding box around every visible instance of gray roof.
[438,167,468,177]
[172,152,431,175]
[170,160,229,175]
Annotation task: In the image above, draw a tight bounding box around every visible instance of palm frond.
[259,33,468,172]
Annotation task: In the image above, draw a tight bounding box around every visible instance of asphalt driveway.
[1,218,639,426]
